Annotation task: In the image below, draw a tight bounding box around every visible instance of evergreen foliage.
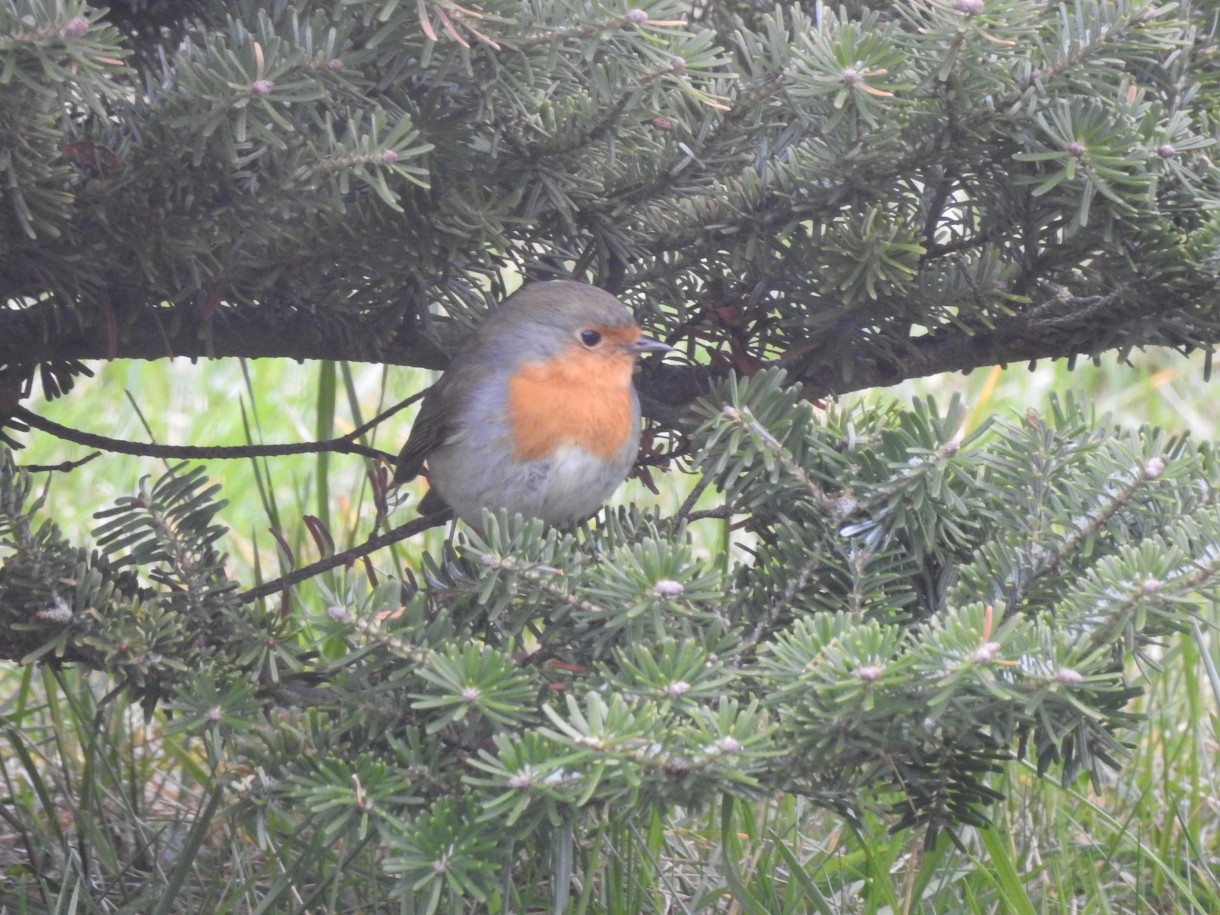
[2,0,1220,910]
[3,378,1218,907]
[2,0,1220,390]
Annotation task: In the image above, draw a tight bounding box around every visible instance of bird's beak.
[631,335,672,356]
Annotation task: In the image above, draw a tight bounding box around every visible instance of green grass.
[2,349,1217,912]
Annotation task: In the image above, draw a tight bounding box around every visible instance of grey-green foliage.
[4,0,1220,392]
[4,377,1217,908]
[6,0,1220,909]
[0,457,299,711]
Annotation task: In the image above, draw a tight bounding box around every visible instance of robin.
[393,280,672,527]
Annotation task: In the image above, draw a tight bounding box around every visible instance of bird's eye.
[579,329,602,347]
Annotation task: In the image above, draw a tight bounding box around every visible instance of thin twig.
[14,394,426,464]
[238,510,451,604]
[683,504,736,524]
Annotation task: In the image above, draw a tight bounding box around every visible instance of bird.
[393,280,671,527]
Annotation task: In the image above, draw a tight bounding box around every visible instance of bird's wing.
[392,378,453,484]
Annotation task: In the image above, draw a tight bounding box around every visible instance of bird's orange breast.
[507,344,637,461]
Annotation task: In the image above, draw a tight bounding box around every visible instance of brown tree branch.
[5,288,1216,427]
[0,300,453,368]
